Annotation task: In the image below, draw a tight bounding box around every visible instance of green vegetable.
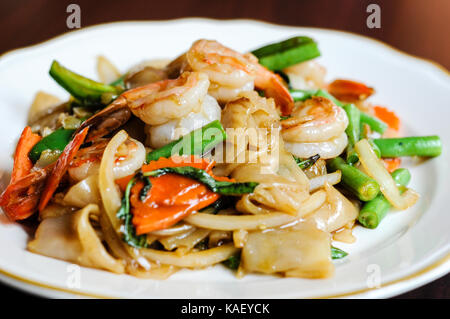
[327,157,380,201]
[49,60,120,106]
[331,246,348,260]
[222,254,241,270]
[288,88,344,106]
[314,89,344,107]
[343,104,361,164]
[117,165,257,247]
[28,128,75,163]
[343,104,361,146]
[139,176,152,201]
[368,139,381,158]
[274,70,290,85]
[200,196,235,214]
[358,168,411,229]
[289,89,316,102]
[146,120,227,163]
[109,74,126,89]
[251,36,321,70]
[142,166,258,196]
[294,154,320,170]
[117,174,148,248]
[346,147,359,165]
[373,136,442,157]
[359,112,388,135]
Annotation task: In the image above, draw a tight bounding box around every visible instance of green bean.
[109,74,126,89]
[251,36,320,70]
[346,147,359,165]
[343,104,360,146]
[146,120,227,162]
[343,104,360,164]
[373,136,442,157]
[289,89,316,102]
[368,139,381,158]
[358,168,411,229]
[327,157,380,201]
[49,60,120,105]
[314,89,344,107]
[359,112,388,135]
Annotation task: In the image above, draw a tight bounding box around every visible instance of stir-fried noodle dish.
[0,37,442,279]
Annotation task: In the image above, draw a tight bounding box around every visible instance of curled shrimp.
[186,39,294,115]
[123,71,210,126]
[68,137,146,182]
[283,60,327,90]
[146,94,221,149]
[282,97,348,159]
[77,71,211,142]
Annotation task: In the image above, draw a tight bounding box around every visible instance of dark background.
[0,0,448,299]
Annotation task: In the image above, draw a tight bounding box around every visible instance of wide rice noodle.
[185,190,326,230]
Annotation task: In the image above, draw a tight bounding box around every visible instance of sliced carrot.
[131,178,219,234]
[116,156,230,235]
[38,127,89,213]
[383,158,402,173]
[373,106,401,131]
[11,126,41,183]
[328,79,374,103]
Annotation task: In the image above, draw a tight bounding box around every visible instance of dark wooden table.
[0,0,448,299]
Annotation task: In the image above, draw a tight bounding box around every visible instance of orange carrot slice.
[373,106,400,131]
[383,158,402,173]
[116,156,229,234]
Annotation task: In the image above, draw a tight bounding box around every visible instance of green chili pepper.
[49,60,121,106]
[28,128,75,163]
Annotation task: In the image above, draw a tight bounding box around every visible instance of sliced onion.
[185,190,326,230]
[97,55,121,84]
[309,171,341,192]
[355,139,419,210]
[140,243,238,268]
[150,223,194,237]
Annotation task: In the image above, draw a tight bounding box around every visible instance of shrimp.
[77,71,211,142]
[146,94,221,149]
[283,60,327,90]
[185,40,294,115]
[68,137,146,182]
[123,71,210,126]
[281,97,348,159]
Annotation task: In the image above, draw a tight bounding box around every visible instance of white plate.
[0,18,449,299]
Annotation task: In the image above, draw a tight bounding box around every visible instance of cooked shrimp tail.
[256,70,294,116]
[76,96,131,143]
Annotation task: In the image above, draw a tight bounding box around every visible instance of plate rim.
[0,18,449,299]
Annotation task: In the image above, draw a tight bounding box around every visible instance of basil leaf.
[143,166,258,196]
[117,176,148,248]
[331,246,348,260]
[294,154,320,170]
[222,254,241,270]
